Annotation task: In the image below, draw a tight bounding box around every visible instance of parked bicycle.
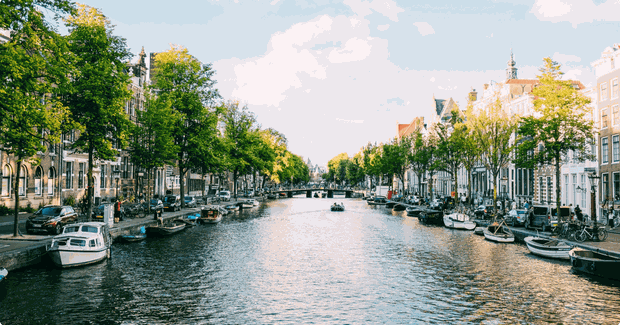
[574,223,608,242]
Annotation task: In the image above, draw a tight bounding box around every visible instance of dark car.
[506,209,528,226]
[26,205,78,235]
[163,195,180,212]
[142,199,163,213]
[184,196,197,208]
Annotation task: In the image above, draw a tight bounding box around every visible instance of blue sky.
[76,0,620,166]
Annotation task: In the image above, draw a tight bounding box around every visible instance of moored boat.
[443,212,476,230]
[200,206,223,224]
[483,222,515,243]
[145,220,186,237]
[225,204,240,211]
[385,201,398,208]
[406,206,424,217]
[474,227,485,235]
[393,204,406,211]
[118,226,147,243]
[367,196,388,206]
[47,222,112,268]
[569,247,620,281]
[420,209,443,225]
[524,236,572,260]
[0,267,7,283]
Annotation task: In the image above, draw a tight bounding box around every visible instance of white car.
[218,190,231,201]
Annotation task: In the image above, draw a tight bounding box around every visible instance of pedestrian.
[114,198,124,222]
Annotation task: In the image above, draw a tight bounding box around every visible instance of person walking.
[114,198,124,222]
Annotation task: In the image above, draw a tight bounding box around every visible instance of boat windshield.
[64,226,80,233]
[81,225,99,233]
[69,239,86,247]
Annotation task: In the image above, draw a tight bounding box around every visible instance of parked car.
[218,190,231,201]
[26,205,78,235]
[244,190,254,197]
[143,199,164,213]
[526,205,558,232]
[506,209,528,226]
[184,196,197,208]
[163,195,181,212]
[474,205,496,219]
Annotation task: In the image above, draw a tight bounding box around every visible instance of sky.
[73,0,620,167]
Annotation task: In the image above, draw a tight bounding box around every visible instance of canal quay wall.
[0,198,256,272]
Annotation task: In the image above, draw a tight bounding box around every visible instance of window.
[614,105,620,126]
[65,162,73,189]
[48,167,55,196]
[613,78,619,99]
[603,173,610,202]
[602,137,609,164]
[19,165,26,196]
[35,167,42,196]
[78,163,84,189]
[602,108,609,129]
[614,135,620,163]
[89,240,96,248]
[69,239,86,247]
[601,82,608,101]
[100,164,107,188]
[614,173,620,201]
[2,164,12,197]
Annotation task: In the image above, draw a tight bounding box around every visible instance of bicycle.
[574,223,608,242]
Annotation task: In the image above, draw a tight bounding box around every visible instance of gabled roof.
[506,78,586,90]
[398,117,425,138]
[435,98,446,116]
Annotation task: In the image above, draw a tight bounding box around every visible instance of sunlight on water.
[1,197,619,324]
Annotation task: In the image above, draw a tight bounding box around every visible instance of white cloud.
[328,37,372,63]
[377,24,390,31]
[552,52,582,64]
[343,0,405,22]
[413,22,435,36]
[530,0,620,28]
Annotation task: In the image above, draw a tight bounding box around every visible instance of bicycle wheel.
[597,228,608,241]
[575,230,587,242]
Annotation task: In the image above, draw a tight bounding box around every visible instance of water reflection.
[0,197,619,324]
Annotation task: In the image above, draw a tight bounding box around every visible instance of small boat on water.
[420,209,443,225]
[331,203,345,211]
[0,267,7,283]
[524,236,572,260]
[367,196,388,206]
[569,247,620,281]
[118,226,147,243]
[47,222,112,268]
[443,212,476,230]
[200,206,223,224]
[406,206,424,217]
[483,221,514,243]
[225,204,240,211]
[393,204,406,211]
[146,220,186,237]
[386,201,398,208]
[266,193,277,200]
[474,227,485,235]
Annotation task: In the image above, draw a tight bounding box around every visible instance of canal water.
[1,197,620,324]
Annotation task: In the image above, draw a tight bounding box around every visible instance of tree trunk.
[492,171,499,214]
[428,171,435,200]
[179,160,186,208]
[13,156,23,237]
[87,146,94,220]
[233,170,238,199]
[146,168,152,213]
[467,167,472,207]
[555,154,562,222]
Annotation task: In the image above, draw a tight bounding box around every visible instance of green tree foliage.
[434,109,466,199]
[0,0,75,236]
[63,4,133,217]
[407,130,433,198]
[460,103,482,205]
[382,137,411,194]
[129,93,178,206]
[257,128,287,187]
[150,45,220,206]
[515,58,594,218]
[221,101,259,198]
[467,86,519,211]
[346,153,365,186]
[326,153,349,184]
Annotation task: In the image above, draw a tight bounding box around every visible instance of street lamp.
[588,173,600,221]
[113,168,120,200]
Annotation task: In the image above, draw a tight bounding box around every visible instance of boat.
[420,209,443,225]
[246,199,260,207]
[524,236,572,260]
[367,196,388,206]
[176,217,197,227]
[331,203,345,211]
[237,200,254,209]
[266,193,277,200]
[145,220,186,237]
[393,204,407,211]
[225,204,240,211]
[474,227,485,235]
[386,201,398,208]
[443,212,476,230]
[118,226,147,243]
[200,206,223,224]
[406,206,424,217]
[0,267,7,283]
[569,247,620,281]
[483,221,515,243]
[47,222,112,268]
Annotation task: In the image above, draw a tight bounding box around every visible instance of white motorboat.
[443,212,476,230]
[246,199,260,207]
[483,222,515,243]
[47,222,111,268]
[0,267,7,283]
[524,236,572,260]
[200,206,223,224]
[474,227,485,235]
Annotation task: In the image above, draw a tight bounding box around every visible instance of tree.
[468,87,519,212]
[259,128,288,187]
[408,130,432,198]
[221,101,258,198]
[434,109,466,200]
[515,58,594,220]
[460,103,482,206]
[63,4,133,219]
[150,45,220,207]
[0,0,75,236]
[129,92,178,208]
[382,137,411,195]
[326,153,349,184]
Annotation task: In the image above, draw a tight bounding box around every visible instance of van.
[526,205,559,232]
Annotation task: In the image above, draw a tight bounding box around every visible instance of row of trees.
[0,2,308,236]
[325,58,595,217]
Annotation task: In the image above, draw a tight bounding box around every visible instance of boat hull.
[200,215,223,224]
[443,214,476,230]
[474,227,485,235]
[483,226,514,243]
[420,210,443,225]
[48,247,109,268]
[569,247,620,281]
[331,205,345,211]
[118,234,147,243]
[0,267,7,283]
[146,224,185,236]
[524,236,571,260]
